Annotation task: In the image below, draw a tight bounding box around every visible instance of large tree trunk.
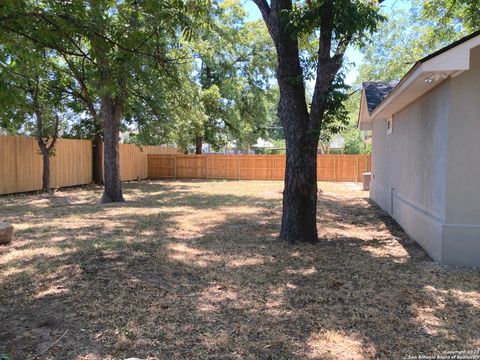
[274,15,320,243]
[92,134,104,185]
[39,146,51,193]
[253,0,364,243]
[280,137,318,243]
[277,81,320,243]
[100,97,125,203]
[195,135,203,155]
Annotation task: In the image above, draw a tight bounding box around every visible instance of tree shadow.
[0,180,479,359]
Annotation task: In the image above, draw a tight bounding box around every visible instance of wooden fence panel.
[147,154,176,179]
[148,154,371,182]
[0,136,92,195]
[272,156,286,180]
[0,135,179,195]
[239,155,272,180]
[107,143,179,182]
[174,155,206,178]
[51,139,93,188]
[334,155,360,182]
[317,156,335,181]
[357,154,371,182]
[0,136,42,194]
[119,143,149,181]
[208,156,238,179]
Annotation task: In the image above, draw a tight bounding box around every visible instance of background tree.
[122,62,205,149]
[357,0,478,84]
[0,43,66,192]
[188,1,278,154]
[58,54,104,185]
[252,0,383,243]
[421,0,479,35]
[111,0,284,156]
[358,8,435,82]
[342,127,371,154]
[0,0,212,203]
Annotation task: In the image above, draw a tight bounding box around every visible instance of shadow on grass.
[0,180,479,359]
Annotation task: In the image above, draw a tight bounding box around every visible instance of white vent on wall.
[387,116,393,135]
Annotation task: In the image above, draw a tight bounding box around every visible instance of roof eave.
[371,33,480,119]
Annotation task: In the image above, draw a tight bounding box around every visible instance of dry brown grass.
[0,180,479,360]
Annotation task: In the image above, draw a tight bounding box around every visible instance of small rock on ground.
[0,222,13,245]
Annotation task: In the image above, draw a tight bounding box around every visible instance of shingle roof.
[363,81,398,113]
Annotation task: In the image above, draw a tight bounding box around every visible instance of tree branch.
[60,53,99,121]
[252,0,271,19]
[0,24,90,60]
[33,76,48,149]
[47,114,60,151]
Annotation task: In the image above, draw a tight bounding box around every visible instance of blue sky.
[242,0,410,84]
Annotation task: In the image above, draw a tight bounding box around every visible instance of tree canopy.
[0,0,281,154]
[357,0,478,83]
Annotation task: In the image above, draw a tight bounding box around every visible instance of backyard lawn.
[0,180,479,360]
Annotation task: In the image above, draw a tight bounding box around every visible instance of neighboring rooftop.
[363,81,398,114]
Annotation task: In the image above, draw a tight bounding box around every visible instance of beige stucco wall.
[446,46,480,224]
[370,81,450,262]
[441,45,480,266]
[371,44,480,267]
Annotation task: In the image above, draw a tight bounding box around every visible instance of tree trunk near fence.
[34,106,59,194]
[92,135,104,185]
[100,96,125,203]
[195,135,203,154]
[39,146,51,192]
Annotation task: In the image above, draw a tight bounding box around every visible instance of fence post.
[356,156,359,182]
[333,156,336,182]
[173,156,177,180]
[205,156,208,179]
[237,156,240,180]
[272,157,275,180]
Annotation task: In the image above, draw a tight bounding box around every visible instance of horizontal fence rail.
[0,135,178,195]
[148,154,371,182]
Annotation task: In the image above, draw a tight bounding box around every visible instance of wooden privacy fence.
[0,136,92,195]
[148,154,371,182]
[116,143,180,181]
[0,135,178,195]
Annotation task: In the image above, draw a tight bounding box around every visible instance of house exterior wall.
[370,44,480,267]
[441,45,480,266]
[370,82,450,262]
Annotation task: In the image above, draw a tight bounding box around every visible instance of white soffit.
[371,35,480,119]
[358,90,373,130]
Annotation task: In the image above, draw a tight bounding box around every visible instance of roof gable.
[363,81,398,114]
